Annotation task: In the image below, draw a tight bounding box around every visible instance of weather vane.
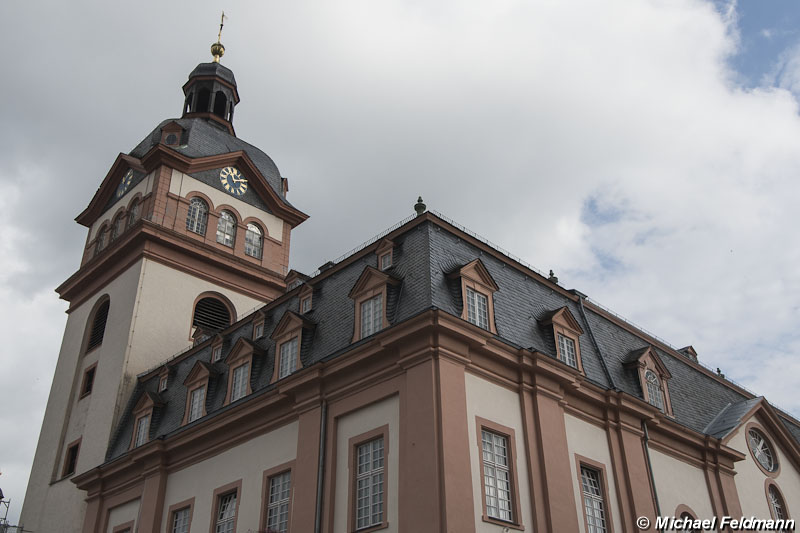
[211,11,228,63]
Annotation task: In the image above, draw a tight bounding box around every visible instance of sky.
[2,0,800,524]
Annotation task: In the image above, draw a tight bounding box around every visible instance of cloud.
[2,0,800,523]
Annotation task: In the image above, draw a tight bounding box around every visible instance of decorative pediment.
[133,390,163,413]
[539,306,584,336]
[271,311,315,340]
[448,259,499,292]
[285,269,310,291]
[183,360,217,386]
[224,337,262,364]
[375,238,394,255]
[77,148,309,229]
[298,283,314,299]
[623,346,671,379]
[348,266,400,298]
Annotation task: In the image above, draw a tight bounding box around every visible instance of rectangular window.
[580,466,608,533]
[188,387,205,422]
[380,253,392,270]
[557,333,578,368]
[134,414,150,447]
[301,296,312,313]
[213,345,223,362]
[159,375,168,392]
[215,492,238,533]
[62,440,80,478]
[80,366,96,397]
[266,471,292,532]
[254,323,264,338]
[355,437,385,530]
[481,429,513,522]
[360,294,383,339]
[171,507,190,533]
[466,287,489,329]
[231,363,249,402]
[279,337,298,379]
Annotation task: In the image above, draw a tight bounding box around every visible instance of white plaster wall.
[464,372,535,533]
[162,421,298,533]
[729,415,800,518]
[333,395,400,533]
[647,448,715,522]
[89,171,155,240]
[20,260,144,533]
[169,169,284,241]
[106,498,140,533]
[564,414,624,533]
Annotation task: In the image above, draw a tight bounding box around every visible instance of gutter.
[642,420,663,533]
[314,400,328,533]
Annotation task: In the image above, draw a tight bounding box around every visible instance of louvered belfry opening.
[193,297,231,333]
[87,300,110,351]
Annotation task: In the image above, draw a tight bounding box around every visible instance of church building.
[21,34,800,533]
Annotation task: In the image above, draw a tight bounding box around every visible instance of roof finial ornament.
[211,11,227,63]
[414,196,426,216]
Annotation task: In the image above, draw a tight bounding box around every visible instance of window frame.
[229,362,250,403]
[347,425,390,533]
[557,332,579,369]
[159,374,169,392]
[186,197,209,235]
[111,520,136,533]
[79,362,98,399]
[475,417,523,530]
[133,412,151,448]
[644,370,664,411]
[167,498,194,533]
[210,480,242,533]
[360,293,384,339]
[244,222,264,259]
[452,259,498,334]
[61,437,82,479]
[379,251,392,271]
[575,455,615,533]
[260,461,296,533]
[216,209,237,248]
[349,266,397,343]
[765,480,791,521]
[746,422,781,477]
[277,336,300,380]
[187,385,206,423]
[465,287,490,330]
[84,297,110,354]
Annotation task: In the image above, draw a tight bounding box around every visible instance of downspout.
[314,399,328,533]
[576,294,617,390]
[642,420,663,532]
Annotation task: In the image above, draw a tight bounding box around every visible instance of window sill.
[352,521,389,533]
[482,515,524,530]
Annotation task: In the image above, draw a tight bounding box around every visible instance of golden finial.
[211,11,227,63]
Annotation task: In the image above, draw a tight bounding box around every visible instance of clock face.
[220,167,248,196]
[116,169,134,198]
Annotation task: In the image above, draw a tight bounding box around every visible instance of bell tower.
[20,28,308,532]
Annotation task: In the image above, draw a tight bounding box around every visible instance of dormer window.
[465,287,489,329]
[182,361,216,425]
[349,266,399,342]
[645,370,664,411]
[159,375,168,392]
[623,346,673,416]
[299,284,314,314]
[375,238,394,271]
[270,312,315,383]
[540,307,584,372]
[557,334,577,368]
[301,296,312,313]
[448,259,498,334]
[223,338,260,405]
[213,345,223,362]
[278,337,299,378]
[130,391,162,449]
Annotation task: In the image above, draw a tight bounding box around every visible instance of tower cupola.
[181,14,239,133]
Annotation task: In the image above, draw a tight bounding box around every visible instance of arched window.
[244,223,263,258]
[196,88,211,113]
[213,91,227,119]
[768,484,788,520]
[186,198,209,235]
[95,226,109,255]
[184,92,194,114]
[645,370,664,411]
[193,296,232,334]
[128,200,140,227]
[216,210,236,247]
[111,214,125,241]
[86,299,110,352]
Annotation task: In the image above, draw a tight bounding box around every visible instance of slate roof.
[703,398,763,439]
[188,62,237,87]
[129,117,287,205]
[106,214,800,461]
